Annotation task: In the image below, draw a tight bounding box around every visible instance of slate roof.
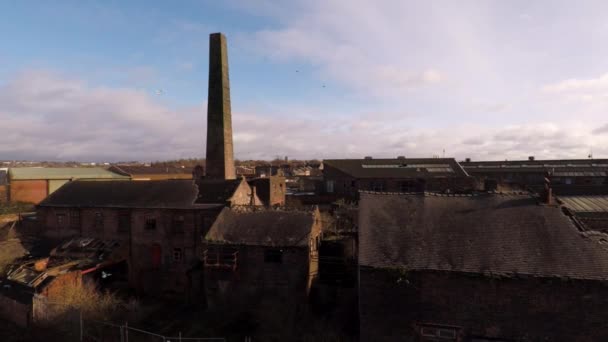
[462,159,608,174]
[205,207,315,247]
[323,158,469,178]
[358,192,608,280]
[38,180,219,209]
[9,167,129,180]
[196,179,242,204]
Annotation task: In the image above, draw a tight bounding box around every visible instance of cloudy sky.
[2,1,608,162]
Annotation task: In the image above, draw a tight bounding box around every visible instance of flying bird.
[155,89,164,95]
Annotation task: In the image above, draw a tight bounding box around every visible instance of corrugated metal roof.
[558,196,608,212]
[8,167,129,180]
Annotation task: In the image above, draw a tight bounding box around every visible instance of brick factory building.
[358,191,608,341]
[7,167,129,204]
[322,157,473,199]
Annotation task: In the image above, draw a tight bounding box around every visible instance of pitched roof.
[558,195,608,212]
[9,167,129,180]
[109,165,193,176]
[205,207,315,247]
[462,159,608,174]
[196,179,243,204]
[558,195,608,234]
[358,192,608,280]
[38,180,219,209]
[323,158,469,178]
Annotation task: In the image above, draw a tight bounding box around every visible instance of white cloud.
[542,73,608,93]
[2,70,608,162]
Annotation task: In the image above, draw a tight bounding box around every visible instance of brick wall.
[38,205,223,299]
[359,268,608,341]
[0,185,7,204]
[10,180,48,204]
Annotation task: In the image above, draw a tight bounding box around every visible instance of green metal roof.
[8,167,130,181]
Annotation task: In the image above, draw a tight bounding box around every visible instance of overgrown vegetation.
[0,202,34,215]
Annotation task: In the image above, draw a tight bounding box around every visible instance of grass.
[0,202,35,216]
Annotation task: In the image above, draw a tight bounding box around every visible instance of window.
[69,210,80,229]
[565,178,573,185]
[118,211,131,233]
[326,180,335,193]
[56,213,66,227]
[264,249,283,263]
[419,325,458,341]
[145,218,157,230]
[400,180,416,192]
[370,181,385,192]
[173,248,183,262]
[94,212,104,229]
[172,215,185,234]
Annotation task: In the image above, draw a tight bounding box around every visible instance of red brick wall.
[38,205,223,299]
[0,185,7,204]
[10,180,48,204]
[359,268,608,341]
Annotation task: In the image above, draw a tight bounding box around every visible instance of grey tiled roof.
[358,192,608,280]
[38,180,219,209]
[323,158,469,178]
[205,208,315,247]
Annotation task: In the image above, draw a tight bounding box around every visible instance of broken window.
[145,218,157,230]
[118,211,131,233]
[370,181,385,192]
[264,249,283,263]
[94,212,104,230]
[56,213,66,227]
[173,248,183,262]
[69,210,80,229]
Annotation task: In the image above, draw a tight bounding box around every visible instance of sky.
[1,0,608,162]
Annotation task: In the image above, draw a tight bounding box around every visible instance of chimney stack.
[528,156,535,161]
[543,171,552,205]
[205,33,236,180]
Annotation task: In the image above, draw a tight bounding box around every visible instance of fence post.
[79,309,83,342]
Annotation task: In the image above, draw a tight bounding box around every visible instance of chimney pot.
[364,156,373,160]
[528,156,535,161]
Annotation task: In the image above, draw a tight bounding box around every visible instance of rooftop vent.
[364,156,373,160]
[465,158,471,163]
[397,156,406,160]
[528,156,535,161]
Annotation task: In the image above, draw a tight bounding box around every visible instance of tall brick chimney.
[205,33,236,180]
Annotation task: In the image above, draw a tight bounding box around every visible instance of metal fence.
[83,320,226,342]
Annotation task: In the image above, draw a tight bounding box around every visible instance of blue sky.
[1,1,608,161]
